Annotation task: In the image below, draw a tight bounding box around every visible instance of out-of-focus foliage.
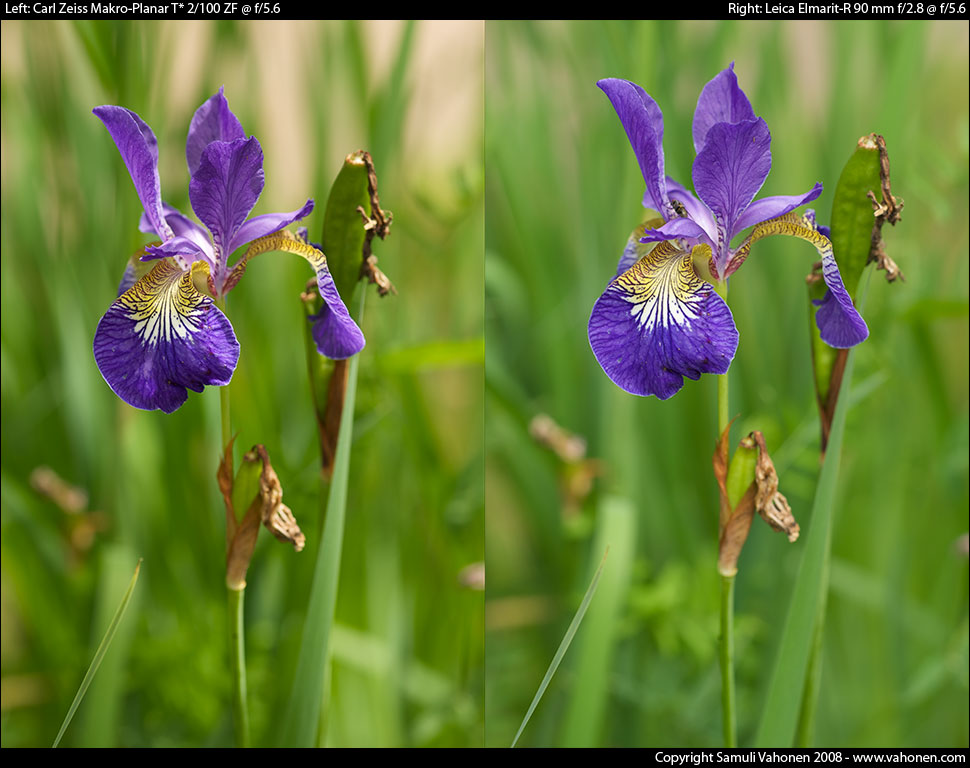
[485,20,968,748]
[1,20,483,747]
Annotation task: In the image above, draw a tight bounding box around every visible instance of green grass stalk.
[280,291,366,747]
[52,559,142,748]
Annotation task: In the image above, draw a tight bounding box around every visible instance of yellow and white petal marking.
[614,240,714,333]
[588,239,737,399]
[93,258,239,413]
[119,260,215,346]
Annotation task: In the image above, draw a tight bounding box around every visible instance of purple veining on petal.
[733,183,823,233]
[228,199,314,255]
[692,62,757,154]
[186,87,246,176]
[189,137,264,264]
[588,242,738,399]
[93,260,239,413]
[597,78,674,220]
[93,105,173,242]
[692,118,771,270]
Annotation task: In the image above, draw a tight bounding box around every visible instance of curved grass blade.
[510,545,609,748]
[280,292,364,747]
[52,558,142,748]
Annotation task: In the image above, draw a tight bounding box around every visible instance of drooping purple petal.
[692,62,757,153]
[189,137,264,261]
[227,199,314,255]
[814,243,869,348]
[597,78,674,220]
[186,87,246,176]
[588,241,738,399]
[733,183,823,233]
[93,105,173,241]
[693,118,771,269]
[305,256,365,359]
[665,176,717,242]
[93,259,240,413]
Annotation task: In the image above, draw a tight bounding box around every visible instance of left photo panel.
[0,19,484,747]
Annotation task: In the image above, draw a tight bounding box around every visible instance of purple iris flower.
[92,89,364,413]
[588,64,868,400]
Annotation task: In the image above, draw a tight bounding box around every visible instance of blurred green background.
[1,20,484,747]
[485,21,968,747]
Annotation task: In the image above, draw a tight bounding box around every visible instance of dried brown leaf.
[752,432,800,543]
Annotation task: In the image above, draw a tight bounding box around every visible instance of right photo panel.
[484,20,969,749]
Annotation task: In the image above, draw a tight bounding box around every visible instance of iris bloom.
[588,65,868,399]
[92,89,364,413]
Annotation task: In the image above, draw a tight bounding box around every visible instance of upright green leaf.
[321,152,371,305]
[829,135,882,303]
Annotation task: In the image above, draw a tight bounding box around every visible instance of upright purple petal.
[190,137,264,261]
[227,199,314,255]
[733,183,823,233]
[588,241,738,399]
[693,118,771,270]
[93,106,173,241]
[597,78,674,220]
[692,62,757,153]
[186,87,246,176]
[94,259,239,413]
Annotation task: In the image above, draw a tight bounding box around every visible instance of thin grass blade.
[754,270,872,747]
[279,292,365,747]
[52,558,142,748]
[510,544,610,748]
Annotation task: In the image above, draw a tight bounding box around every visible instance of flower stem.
[715,278,737,747]
[228,585,250,748]
[215,295,248,748]
[720,573,738,747]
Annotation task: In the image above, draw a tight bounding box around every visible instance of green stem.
[720,573,738,747]
[215,295,248,748]
[228,586,250,748]
[715,278,737,748]
[717,372,730,437]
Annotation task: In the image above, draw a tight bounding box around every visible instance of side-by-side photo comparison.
[1,18,967,750]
